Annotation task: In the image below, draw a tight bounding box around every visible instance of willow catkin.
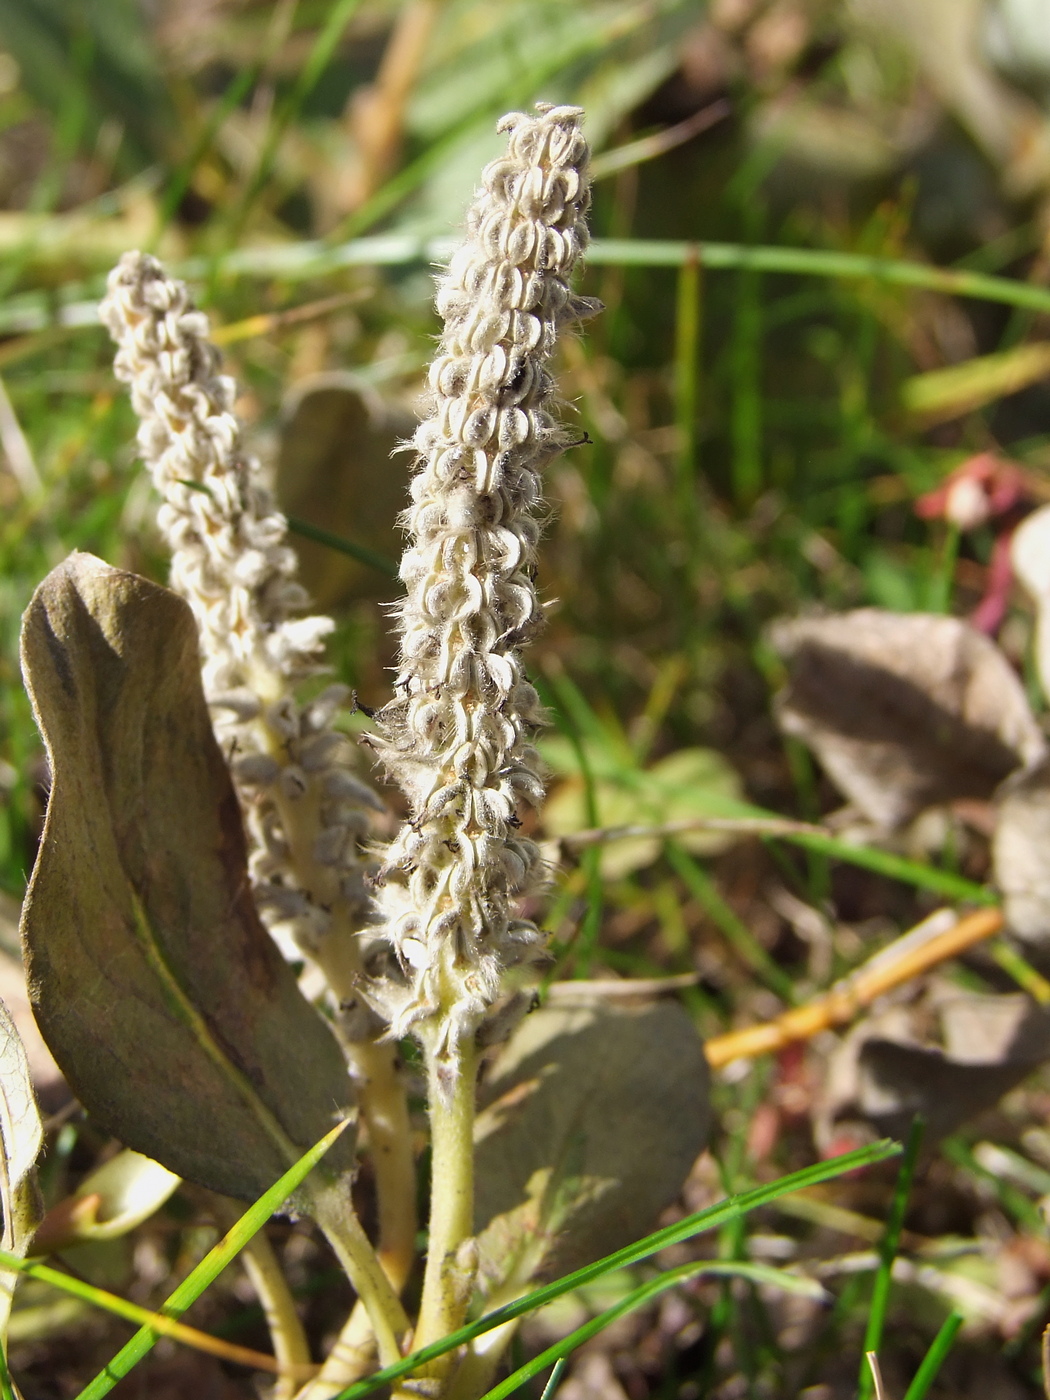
[368,103,596,1088]
[100,254,381,968]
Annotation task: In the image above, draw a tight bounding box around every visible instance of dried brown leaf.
[820,990,1050,1145]
[994,756,1050,945]
[771,609,1043,828]
[277,376,411,605]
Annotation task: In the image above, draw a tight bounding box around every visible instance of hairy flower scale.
[371,104,595,1073]
[100,253,379,967]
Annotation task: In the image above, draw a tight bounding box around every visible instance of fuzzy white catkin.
[368,104,596,1081]
[100,253,381,970]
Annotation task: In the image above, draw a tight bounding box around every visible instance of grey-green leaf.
[0,994,42,1254]
[19,552,355,1202]
[473,999,711,1291]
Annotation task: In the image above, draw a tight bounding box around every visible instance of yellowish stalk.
[408,1039,479,1380]
[705,906,1003,1068]
[269,765,417,1293]
[311,1187,410,1370]
[240,1228,313,1400]
[353,1039,417,1292]
[294,1298,375,1400]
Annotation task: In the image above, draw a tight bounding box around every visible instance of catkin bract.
[369,103,595,1081]
[100,255,380,967]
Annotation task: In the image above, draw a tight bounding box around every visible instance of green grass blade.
[536,672,603,976]
[8,238,1050,336]
[226,0,365,240]
[0,1330,14,1400]
[331,1139,901,1400]
[666,841,797,1002]
[286,515,398,578]
[731,257,763,505]
[858,1117,924,1400]
[152,62,261,241]
[74,1119,349,1400]
[901,1311,964,1400]
[538,1356,568,1400]
[673,252,701,528]
[478,1261,825,1400]
[586,241,1050,314]
[780,831,995,905]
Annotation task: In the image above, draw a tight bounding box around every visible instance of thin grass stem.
[857,1117,924,1400]
[476,1261,822,1400]
[674,250,701,527]
[901,1311,964,1400]
[224,0,365,242]
[74,1121,349,1399]
[666,840,796,1002]
[329,1140,900,1400]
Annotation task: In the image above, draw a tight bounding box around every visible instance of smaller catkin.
[100,254,382,972]
[368,104,595,1086]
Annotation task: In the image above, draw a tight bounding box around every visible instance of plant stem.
[268,771,417,1296]
[705,906,1003,1067]
[310,1187,410,1370]
[296,1299,376,1400]
[309,929,417,1294]
[240,1229,313,1400]
[354,1040,417,1292]
[411,1039,480,1375]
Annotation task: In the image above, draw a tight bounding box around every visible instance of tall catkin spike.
[370,104,595,1082]
[99,255,381,970]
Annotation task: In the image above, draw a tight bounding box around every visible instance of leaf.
[0,996,42,1256]
[0,945,62,1100]
[473,999,710,1291]
[820,990,1050,1146]
[770,609,1044,829]
[32,1149,180,1254]
[542,741,745,878]
[993,755,1050,946]
[901,342,1050,425]
[1010,503,1050,706]
[277,376,412,606]
[19,552,355,1202]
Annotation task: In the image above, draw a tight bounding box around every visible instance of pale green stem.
[409,1038,479,1377]
[265,726,418,1291]
[310,1185,410,1369]
[351,1039,417,1292]
[442,1239,548,1400]
[444,1317,519,1400]
[310,925,417,1294]
[294,1298,375,1400]
[240,1228,312,1400]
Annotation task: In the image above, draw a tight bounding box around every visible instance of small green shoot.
[538,1356,568,1400]
[902,1311,964,1400]
[858,1117,924,1400]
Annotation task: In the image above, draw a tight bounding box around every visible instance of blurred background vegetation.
[7,1,1050,1396]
